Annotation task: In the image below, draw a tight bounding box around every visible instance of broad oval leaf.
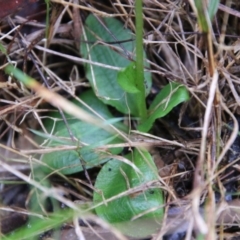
[93,149,164,238]
[138,82,189,132]
[117,62,140,94]
[80,14,152,116]
[41,90,125,175]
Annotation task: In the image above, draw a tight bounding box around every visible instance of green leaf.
[207,0,219,21]
[117,62,140,94]
[41,90,126,175]
[2,208,74,240]
[80,14,152,116]
[138,82,189,132]
[0,42,7,55]
[194,0,208,32]
[194,0,219,32]
[93,149,164,238]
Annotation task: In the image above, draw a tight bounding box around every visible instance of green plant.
[4,1,190,238]
[93,148,164,238]
[193,0,219,33]
[80,14,152,117]
[40,89,125,175]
